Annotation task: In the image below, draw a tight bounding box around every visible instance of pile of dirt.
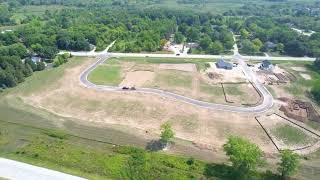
[208,72,222,80]
[258,71,296,85]
[279,97,320,123]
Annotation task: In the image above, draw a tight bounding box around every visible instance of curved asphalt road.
[80,47,274,113]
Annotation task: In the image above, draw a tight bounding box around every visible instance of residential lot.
[89,57,261,106]
[1,56,320,179]
[0,56,275,155]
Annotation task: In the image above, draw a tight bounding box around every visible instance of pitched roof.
[262,60,272,67]
[216,59,233,68]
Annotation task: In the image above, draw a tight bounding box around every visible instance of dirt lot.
[224,83,261,106]
[301,73,311,80]
[159,63,196,72]
[291,66,307,72]
[93,60,261,105]
[205,62,246,83]
[120,71,155,87]
[253,64,292,85]
[15,57,276,155]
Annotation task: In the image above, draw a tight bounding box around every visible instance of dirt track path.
[192,71,200,97]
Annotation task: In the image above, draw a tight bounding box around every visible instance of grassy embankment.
[0,120,207,180]
[0,56,206,179]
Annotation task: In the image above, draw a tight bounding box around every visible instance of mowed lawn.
[88,65,122,86]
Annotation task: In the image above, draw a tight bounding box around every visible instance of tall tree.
[160,122,174,148]
[278,150,300,180]
[314,57,320,70]
[223,136,264,179]
[174,32,184,44]
[207,41,224,55]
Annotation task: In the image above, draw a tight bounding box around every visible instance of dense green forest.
[0,0,320,88]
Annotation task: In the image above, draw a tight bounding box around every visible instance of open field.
[11,5,71,24]
[89,57,261,106]
[0,56,275,155]
[257,114,320,154]
[1,57,320,179]
[271,124,317,146]
[146,0,318,14]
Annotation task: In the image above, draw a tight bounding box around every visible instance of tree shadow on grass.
[204,163,235,180]
[145,140,163,152]
[204,163,281,180]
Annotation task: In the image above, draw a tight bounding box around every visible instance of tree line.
[227,16,320,57]
[2,0,319,57]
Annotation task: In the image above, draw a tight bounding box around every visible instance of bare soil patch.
[254,65,294,85]
[159,63,196,72]
[205,62,246,83]
[120,71,155,87]
[291,66,307,72]
[301,73,311,80]
[224,83,261,106]
[16,57,276,156]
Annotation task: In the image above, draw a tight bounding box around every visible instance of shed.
[216,60,233,70]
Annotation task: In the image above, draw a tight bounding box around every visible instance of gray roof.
[262,60,272,67]
[216,59,233,69]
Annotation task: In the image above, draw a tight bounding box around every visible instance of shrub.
[311,80,320,104]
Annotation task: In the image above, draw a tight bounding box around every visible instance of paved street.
[65,50,316,62]
[79,42,274,113]
[0,158,87,180]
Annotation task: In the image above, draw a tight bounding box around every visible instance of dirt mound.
[279,97,320,123]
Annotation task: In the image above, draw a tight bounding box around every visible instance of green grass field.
[88,65,122,86]
[272,124,315,145]
[200,82,224,96]
[224,84,244,96]
[112,57,214,71]
[4,56,88,96]
[11,5,71,24]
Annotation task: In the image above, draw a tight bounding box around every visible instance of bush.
[44,130,68,140]
[113,145,143,155]
[314,57,320,71]
[53,53,70,68]
[36,61,46,71]
[311,80,320,104]
[53,59,61,67]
